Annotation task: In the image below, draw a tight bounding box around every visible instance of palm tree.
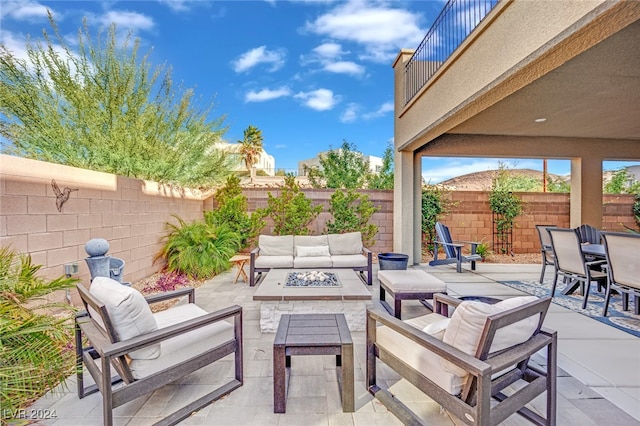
[238,125,264,181]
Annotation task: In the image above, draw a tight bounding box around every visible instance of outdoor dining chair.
[548,228,607,308]
[75,277,243,426]
[535,225,556,284]
[601,232,640,316]
[366,294,557,425]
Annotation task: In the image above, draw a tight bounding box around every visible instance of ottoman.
[378,270,447,319]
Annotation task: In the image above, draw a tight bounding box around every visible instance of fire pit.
[285,271,340,287]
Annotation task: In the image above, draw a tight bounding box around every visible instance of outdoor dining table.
[581,243,605,258]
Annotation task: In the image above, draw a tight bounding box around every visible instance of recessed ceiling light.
[534,118,547,123]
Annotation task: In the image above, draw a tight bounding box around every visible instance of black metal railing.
[404,0,500,104]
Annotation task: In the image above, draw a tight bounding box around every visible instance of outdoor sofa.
[249,231,372,286]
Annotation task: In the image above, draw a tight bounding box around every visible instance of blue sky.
[1,0,637,182]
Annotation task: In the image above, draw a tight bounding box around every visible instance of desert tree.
[0,13,231,187]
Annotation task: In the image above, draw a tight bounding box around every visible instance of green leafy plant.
[604,169,640,194]
[205,175,265,250]
[0,13,231,187]
[326,189,380,246]
[307,140,369,189]
[237,125,264,181]
[0,247,79,421]
[474,240,493,260]
[367,142,394,190]
[257,174,322,235]
[421,184,456,254]
[489,165,524,253]
[155,216,241,279]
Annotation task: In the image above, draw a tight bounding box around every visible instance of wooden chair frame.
[366,294,557,426]
[429,222,482,273]
[75,286,243,426]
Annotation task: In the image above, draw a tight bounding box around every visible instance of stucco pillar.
[394,150,416,263]
[570,157,603,228]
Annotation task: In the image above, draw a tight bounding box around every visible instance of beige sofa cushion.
[89,277,160,360]
[129,304,234,379]
[255,255,293,268]
[294,256,332,268]
[442,296,540,377]
[327,232,363,255]
[331,254,368,268]
[294,235,329,252]
[376,312,465,395]
[296,245,330,257]
[259,235,294,256]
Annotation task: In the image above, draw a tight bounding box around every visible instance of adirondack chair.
[429,222,482,272]
[366,294,557,425]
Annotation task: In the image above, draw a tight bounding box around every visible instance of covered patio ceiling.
[448,19,640,145]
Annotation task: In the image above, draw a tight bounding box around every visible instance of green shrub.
[0,247,78,421]
[206,175,264,249]
[257,174,322,235]
[326,189,379,246]
[421,184,456,254]
[155,216,241,279]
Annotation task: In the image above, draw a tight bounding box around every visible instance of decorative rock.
[85,238,110,257]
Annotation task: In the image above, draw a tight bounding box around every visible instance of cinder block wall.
[0,155,207,285]
[440,191,636,253]
[1,156,636,288]
[241,188,394,254]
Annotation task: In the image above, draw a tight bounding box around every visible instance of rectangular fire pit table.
[273,313,354,413]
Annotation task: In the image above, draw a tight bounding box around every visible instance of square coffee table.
[273,313,354,413]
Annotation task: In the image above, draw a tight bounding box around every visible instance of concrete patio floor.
[28,262,640,425]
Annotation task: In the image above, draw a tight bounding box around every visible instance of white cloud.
[313,42,343,59]
[158,0,191,12]
[304,1,425,63]
[294,88,340,111]
[244,87,292,102]
[274,144,287,149]
[362,101,393,120]
[340,103,359,123]
[99,10,155,32]
[0,30,29,61]
[1,1,53,21]
[303,42,364,76]
[323,61,363,75]
[232,46,286,73]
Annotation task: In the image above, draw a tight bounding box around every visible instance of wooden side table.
[273,313,354,413]
[229,254,250,284]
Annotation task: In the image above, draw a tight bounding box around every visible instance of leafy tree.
[633,194,640,229]
[258,174,322,235]
[0,247,78,420]
[238,125,263,181]
[205,175,264,249]
[367,143,394,189]
[326,189,379,246]
[547,176,571,192]
[421,184,456,254]
[604,169,640,194]
[0,13,231,187]
[308,140,369,189]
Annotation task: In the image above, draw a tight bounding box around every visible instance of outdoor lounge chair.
[535,225,557,284]
[429,222,482,272]
[601,232,640,316]
[366,294,557,425]
[75,277,243,426]
[548,228,607,307]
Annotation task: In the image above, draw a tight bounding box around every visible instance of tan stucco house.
[393,0,640,264]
